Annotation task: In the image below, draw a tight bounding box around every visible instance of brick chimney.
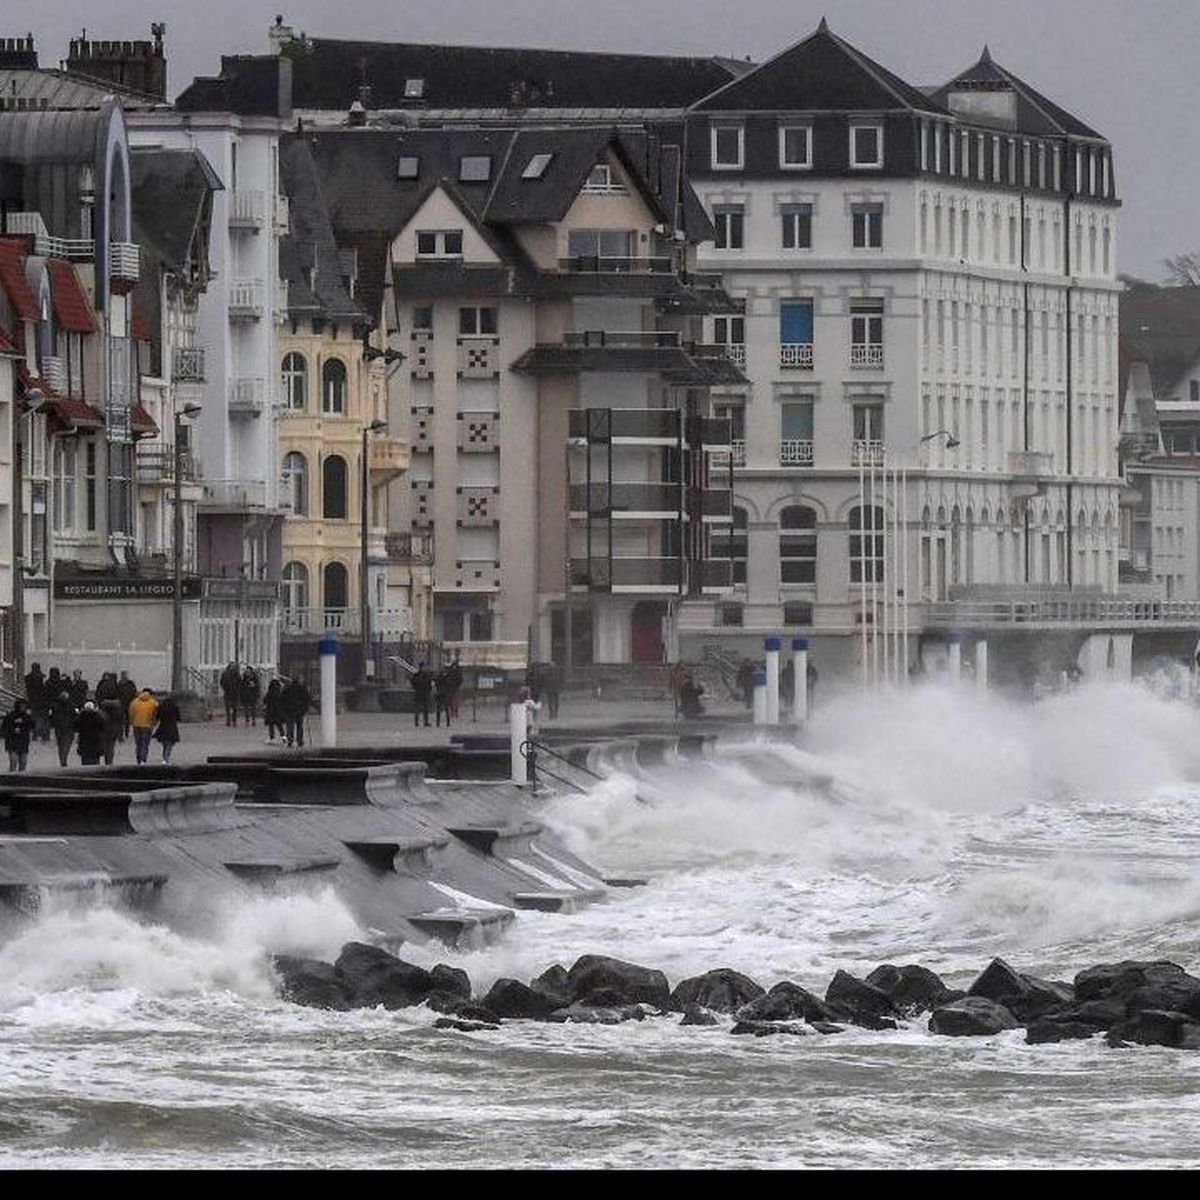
[0,34,37,69]
[66,22,167,101]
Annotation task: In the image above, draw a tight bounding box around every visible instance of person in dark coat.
[280,677,310,748]
[116,672,137,740]
[153,695,182,763]
[1,699,34,772]
[411,663,432,728]
[445,656,464,719]
[69,669,89,708]
[99,694,123,765]
[735,659,755,710]
[678,674,706,719]
[263,679,285,744]
[75,701,108,766]
[44,668,62,739]
[433,667,453,728]
[239,667,261,727]
[50,690,78,768]
[23,664,47,742]
[541,662,562,720]
[219,662,240,726]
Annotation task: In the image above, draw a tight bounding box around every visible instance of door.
[631,601,667,664]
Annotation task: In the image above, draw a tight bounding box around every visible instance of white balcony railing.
[39,355,67,394]
[5,212,94,260]
[280,607,413,638]
[781,438,814,466]
[109,241,140,285]
[852,439,886,467]
[850,343,884,369]
[780,342,814,369]
[229,279,264,319]
[722,343,746,368]
[712,439,746,468]
[200,478,267,509]
[229,191,265,229]
[229,377,266,416]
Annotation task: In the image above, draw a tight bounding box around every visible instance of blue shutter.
[780,300,813,343]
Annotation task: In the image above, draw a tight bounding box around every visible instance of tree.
[1162,252,1200,286]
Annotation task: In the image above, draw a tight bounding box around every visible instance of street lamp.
[171,402,202,694]
[360,418,387,686]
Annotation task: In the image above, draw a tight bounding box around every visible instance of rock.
[581,986,632,1008]
[680,1004,719,1027]
[434,1017,499,1033]
[1026,1020,1100,1045]
[430,964,472,1000]
[334,943,433,1010]
[967,958,1074,1022]
[425,991,501,1023]
[272,955,352,1011]
[530,964,571,1007]
[865,963,952,1014]
[1074,960,1191,1003]
[671,969,765,1014]
[424,988,468,1015]
[1107,1009,1200,1050]
[735,981,834,1024]
[808,1021,845,1035]
[549,1002,646,1025]
[1124,976,1200,1020]
[825,970,899,1027]
[481,977,558,1020]
[566,955,672,1009]
[1042,998,1126,1030]
[928,996,1020,1037]
[730,1019,808,1037]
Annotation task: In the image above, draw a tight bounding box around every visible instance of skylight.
[459,156,492,183]
[521,152,554,180]
[404,78,424,99]
[397,156,419,179]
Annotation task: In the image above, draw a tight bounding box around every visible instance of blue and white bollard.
[752,667,768,727]
[764,636,781,726]
[791,637,808,725]
[320,633,337,748]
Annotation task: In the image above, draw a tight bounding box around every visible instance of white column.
[976,640,988,693]
[319,633,337,747]
[752,668,768,727]
[948,638,962,680]
[510,702,529,786]
[791,637,808,725]
[764,637,781,726]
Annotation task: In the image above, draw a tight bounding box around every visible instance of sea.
[1,679,1198,1168]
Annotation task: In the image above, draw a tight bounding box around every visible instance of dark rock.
[334,943,432,1010]
[967,958,1074,1022]
[1074,960,1190,1003]
[825,970,899,1027]
[680,1004,719,1027]
[481,977,558,1020]
[808,1021,845,1035]
[671,968,765,1014]
[735,981,834,1024]
[549,1002,646,1025]
[272,955,352,1012]
[566,955,672,1009]
[928,996,1020,1037]
[424,988,467,1015]
[731,1019,808,1037]
[581,986,632,1008]
[530,964,571,1007]
[425,991,501,1023]
[430,964,471,1000]
[1124,976,1200,1020]
[1026,1020,1100,1045]
[865,963,952,1014]
[433,1017,499,1033]
[1107,1009,1200,1050]
[1043,998,1126,1030]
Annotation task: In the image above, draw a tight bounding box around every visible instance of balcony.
[109,242,140,291]
[385,531,434,565]
[781,438,814,466]
[570,482,680,517]
[852,440,886,467]
[570,556,682,592]
[722,343,746,368]
[172,347,206,382]
[199,478,266,510]
[850,343,884,369]
[780,342,813,370]
[368,434,410,479]
[559,255,676,274]
[39,355,67,395]
[281,606,413,638]
[138,446,199,484]
[274,194,290,233]
[712,439,746,468]
[229,280,264,320]
[274,279,290,323]
[229,191,265,230]
[923,593,1200,631]
[569,408,680,444]
[564,330,681,349]
[4,212,93,260]
[229,377,266,417]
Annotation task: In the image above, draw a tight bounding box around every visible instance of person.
[445,655,464,719]
[239,666,261,727]
[263,678,285,744]
[44,667,63,740]
[525,662,544,706]
[99,689,124,766]
[280,676,311,748]
[433,666,453,728]
[24,663,47,742]
[541,662,562,721]
[75,701,108,766]
[668,662,688,718]
[1,699,34,773]
[69,669,90,708]
[154,694,182,764]
[128,687,159,766]
[50,689,78,768]
[116,671,138,740]
[781,658,795,712]
[735,658,755,710]
[807,662,818,710]
[517,686,542,783]
[410,662,432,728]
[678,672,706,719]
[219,662,241,726]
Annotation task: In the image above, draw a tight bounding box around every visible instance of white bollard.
[791,637,809,725]
[752,669,768,727]
[947,639,962,680]
[976,640,988,693]
[764,637,781,726]
[510,701,529,786]
[319,633,337,748]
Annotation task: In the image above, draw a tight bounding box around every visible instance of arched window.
[282,561,308,612]
[780,505,817,583]
[281,352,307,411]
[323,561,349,613]
[322,454,347,519]
[713,505,748,585]
[849,505,884,583]
[322,359,347,415]
[282,451,308,516]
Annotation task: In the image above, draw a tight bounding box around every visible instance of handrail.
[520,737,605,782]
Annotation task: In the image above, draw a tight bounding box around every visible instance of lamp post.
[360,418,387,686]
[171,401,202,694]
[13,387,45,686]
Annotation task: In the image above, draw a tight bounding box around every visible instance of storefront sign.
[54,577,203,601]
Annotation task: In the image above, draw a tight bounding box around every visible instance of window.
[323,561,349,610]
[711,124,744,169]
[413,306,433,332]
[779,300,814,368]
[781,203,813,250]
[780,400,814,464]
[714,401,745,458]
[459,156,491,182]
[459,306,497,336]
[713,505,748,585]
[718,603,744,627]
[713,205,744,250]
[322,359,347,415]
[282,561,308,611]
[53,440,76,533]
[322,454,348,520]
[780,505,817,583]
[779,125,812,169]
[783,602,814,626]
[85,440,97,531]
[851,203,883,249]
[853,402,885,447]
[850,298,884,366]
[850,505,885,583]
[567,229,635,264]
[281,351,307,411]
[713,316,745,347]
[404,78,424,98]
[849,123,883,169]
[283,451,308,516]
[522,153,554,179]
[582,164,623,193]
[416,230,462,257]
[396,156,419,179]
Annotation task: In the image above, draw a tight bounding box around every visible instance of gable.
[391,186,501,265]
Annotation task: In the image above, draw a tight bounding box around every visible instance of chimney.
[269,15,297,54]
[66,23,167,101]
[0,33,37,70]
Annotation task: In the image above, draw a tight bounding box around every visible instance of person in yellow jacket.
[128,688,159,766]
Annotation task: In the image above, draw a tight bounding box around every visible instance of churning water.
[2,681,1199,1168]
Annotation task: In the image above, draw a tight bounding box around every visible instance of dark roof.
[1119,284,1200,398]
[281,36,737,111]
[931,46,1103,139]
[175,55,291,118]
[692,19,947,114]
[46,259,96,333]
[131,148,222,275]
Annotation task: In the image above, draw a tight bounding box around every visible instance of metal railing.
[563,330,682,348]
[109,242,140,283]
[781,438,814,466]
[851,439,886,466]
[560,255,675,274]
[173,347,205,382]
[780,342,814,369]
[924,596,1200,629]
[39,354,67,394]
[5,211,94,260]
[229,190,265,228]
[850,343,884,368]
[712,439,746,468]
[229,279,264,318]
[137,446,198,482]
[386,531,434,564]
[720,343,746,368]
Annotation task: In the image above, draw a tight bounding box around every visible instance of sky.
[8,0,1196,280]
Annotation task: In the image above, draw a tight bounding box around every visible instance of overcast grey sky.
[11,0,1196,279]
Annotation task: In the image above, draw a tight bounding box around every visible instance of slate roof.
[175,55,291,118]
[931,47,1103,139]
[131,148,222,276]
[1119,284,1200,400]
[281,37,738,112]
[692,19,947,114]
[0,68,161,110]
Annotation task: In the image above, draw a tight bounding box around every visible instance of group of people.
[221,662,311,746]
[734,657,818,712]
[409,659,462,728]
[218,662,264,727]
[3,662,182,771]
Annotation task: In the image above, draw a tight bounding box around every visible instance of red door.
[631,602,666,664]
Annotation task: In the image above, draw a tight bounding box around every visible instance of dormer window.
[416,230,463,258]
[582,164,624,194]
[397,156,419,179]
[404,78,424,99]
[459,156,491,183]
[850,123,883,170]
[711,124,744,171]
[522,153,554,179]
[779,124,812,170]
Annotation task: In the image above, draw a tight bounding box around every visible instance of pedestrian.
[517,687,542,783]
[434,666,452,728]
[411,662,432,728]
[542,661,562,720]
[69,669,90,708]
[1,699,34,772]
[240,666,261,727]
[280,676,310,748]
[128,687,159,765]
[669,661,688,718]
[99,694,123,765]
[75,701,107,766]
[116,671,137,740]
[445,655,464,719]
[807,662,818,710]
[23,662,47,742]
[154,694,182,763]
[50,689,78,768]
[678,672,706,719]
[735,658,755,709]
[44,668,63,740]
[263,678,285,744]
[219,661,240,726]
